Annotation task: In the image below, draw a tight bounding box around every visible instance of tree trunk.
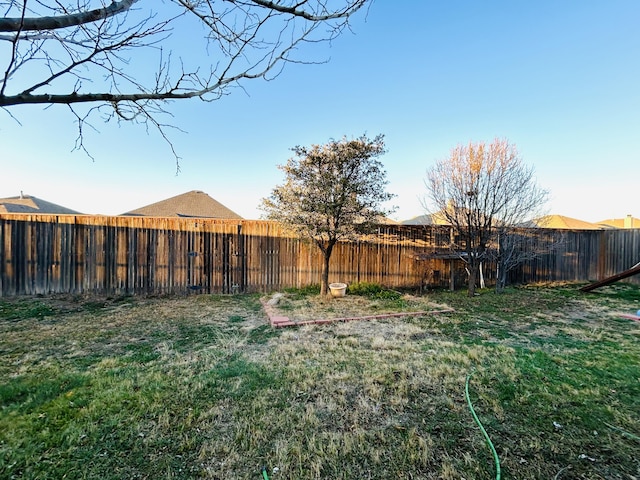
[467,260,478,297]
[320,242,335,296]
[321,254,330,295]
[495,233,507,293]
[495,261,507,293]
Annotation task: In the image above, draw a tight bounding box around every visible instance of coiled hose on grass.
[465,372,501,480]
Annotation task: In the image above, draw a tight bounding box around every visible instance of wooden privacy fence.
[0,215,447,296]
[1,214,639,296]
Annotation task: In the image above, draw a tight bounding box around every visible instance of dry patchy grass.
[267,291,451,322]
[1,283,639,479]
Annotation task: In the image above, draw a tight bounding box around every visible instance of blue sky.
[2,1,639,222]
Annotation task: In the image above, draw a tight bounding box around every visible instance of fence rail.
[1,214,639,296]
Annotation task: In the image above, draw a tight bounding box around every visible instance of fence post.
[598,230,606,281]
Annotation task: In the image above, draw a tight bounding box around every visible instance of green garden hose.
[260,376,504,480]
[465,372,501,480]
[605,422,640,442]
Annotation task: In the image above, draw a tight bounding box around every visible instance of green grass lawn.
[1,284,639,479]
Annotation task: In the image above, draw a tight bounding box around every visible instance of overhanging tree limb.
[248,0,366,21]
[0,0,140,32]
[1,1,368,106]
[0,0,371,161]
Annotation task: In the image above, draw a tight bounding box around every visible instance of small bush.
[347,282,402,300]
[373,289,403,300]
[0,300,59,320]
[347,281,383,296]
[283,284,321,297]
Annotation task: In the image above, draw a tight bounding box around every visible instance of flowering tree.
[261,134,395,295]
[424,138,548,296]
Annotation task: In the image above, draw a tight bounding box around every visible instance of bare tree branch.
[0,0,371,159]
[424,138,548,296]
[0,0,140,32]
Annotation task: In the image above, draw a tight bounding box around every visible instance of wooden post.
[449,227,455,291]
[449,259,455,291]
[598,230,606,280]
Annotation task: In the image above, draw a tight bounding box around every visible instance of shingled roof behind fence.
[0,193,83,214]
[121,190,243,219]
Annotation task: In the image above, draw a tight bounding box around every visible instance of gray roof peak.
[122,190,243,219]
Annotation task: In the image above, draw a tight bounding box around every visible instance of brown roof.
[401,212,450,226]
[372,216,399,225]
[597,215,640,229]
[122,190,243,219]
[0,193,82,214]
[530,215,604,230]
